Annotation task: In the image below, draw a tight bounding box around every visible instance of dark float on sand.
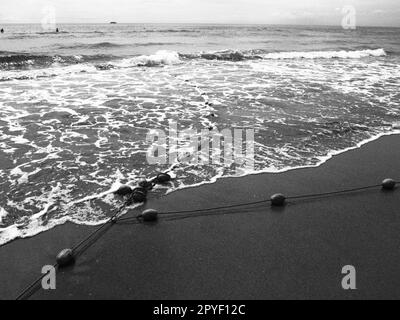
[113,172,172,206]
[55,173,172,268]
[55,177,397,268]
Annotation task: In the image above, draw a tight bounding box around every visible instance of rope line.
[116,200,269,222]
[15,262,58,301]
[15,203,128,301]
[117,183,389,222]
[70,204,127,253]
[119,206,263,225]
[286,184,382,200]
[15,179,398,300]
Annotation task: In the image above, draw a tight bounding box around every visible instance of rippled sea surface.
[1,24,400,245]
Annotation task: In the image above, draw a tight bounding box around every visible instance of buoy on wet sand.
[271,193,286,207]
[382,178,396,190]
[155,173,171,184]
[140,209,159,222]
[130,190,147,203]
[114,185,132,196]
[56,249,75,268]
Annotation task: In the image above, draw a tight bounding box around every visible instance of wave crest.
[181,48,386,62]
[0,48,388,74]
[261,48,386,60]
[101,50,182,68]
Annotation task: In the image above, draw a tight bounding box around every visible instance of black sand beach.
[1,134,399,300]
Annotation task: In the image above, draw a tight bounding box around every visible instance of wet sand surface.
[1,134,399,300]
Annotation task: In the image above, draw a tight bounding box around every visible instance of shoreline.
[1,134,400,299]
[1,130,399,247]
[167,129,400,193]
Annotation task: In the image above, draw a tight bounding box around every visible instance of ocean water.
[1,24,400,245]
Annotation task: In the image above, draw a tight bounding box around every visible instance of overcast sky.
[0,0,399,26]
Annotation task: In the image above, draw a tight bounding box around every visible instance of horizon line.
[0,22,399,28]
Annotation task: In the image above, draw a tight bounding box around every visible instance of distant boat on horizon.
[110,22,117,24]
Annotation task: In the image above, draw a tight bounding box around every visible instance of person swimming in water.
[1,29,4,34]
[56,28,59,33]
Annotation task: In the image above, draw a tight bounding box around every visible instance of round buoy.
[155,173,171,184]
[140,209,159,222]
[139,180,154,190]
[114,185,132,196]
[130,191,147,203]
[56,249,75,268]
[271,193,286,207]
[382,178,396,190]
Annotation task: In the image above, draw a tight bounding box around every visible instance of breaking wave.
[0,48,387,72]
[95,48,388,70]
[96,50,182,69]
[260,48,387,60]
[118,50,182,67]
[181,48,387,62]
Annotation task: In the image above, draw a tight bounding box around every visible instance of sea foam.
[0,207,8,224]
[261,48,386,60]
[116,50,182,67]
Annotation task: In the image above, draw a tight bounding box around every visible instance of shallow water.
[0,24,400,245]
